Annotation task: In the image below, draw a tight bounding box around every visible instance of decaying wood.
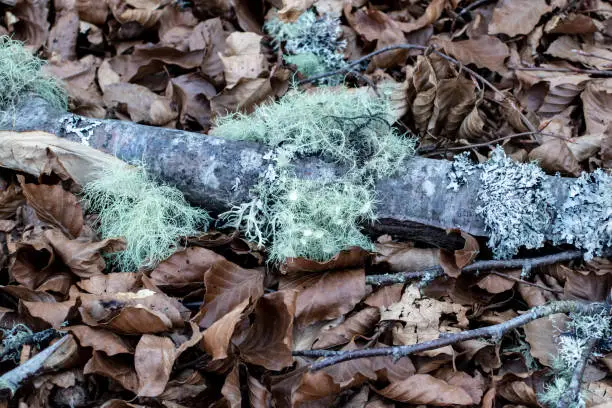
[1,98,574,247]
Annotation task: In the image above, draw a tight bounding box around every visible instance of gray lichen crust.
[476,148,554,259]
[264,10,347,85]
[552,169,612,260]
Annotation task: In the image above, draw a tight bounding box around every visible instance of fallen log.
[1,97,573,249]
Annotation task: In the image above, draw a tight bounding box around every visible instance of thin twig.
[365,249,585,286]
[456,0,495,17]
[298,44,537,132]
[293,301,607,370]
[510,66,612,77]
[572,49,612,64]
[557,337,599,408]
[489,271,563,294]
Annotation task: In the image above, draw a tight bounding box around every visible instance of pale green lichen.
[214,87,415,262]
[82,164,211,271]
[0,36,67,123]
[265,10,347,84]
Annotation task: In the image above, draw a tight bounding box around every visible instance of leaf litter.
[0,0,611,407]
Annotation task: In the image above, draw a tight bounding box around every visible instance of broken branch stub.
[1,97,573,246]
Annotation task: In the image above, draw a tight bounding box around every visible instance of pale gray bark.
[3,97,573,246]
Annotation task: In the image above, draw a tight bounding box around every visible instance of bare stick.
[489,271,563,294]
[298,44,537,132]
[365,249,584,286]
[0,336,68,399]
[293,301,607,370]
[557,337,599,408]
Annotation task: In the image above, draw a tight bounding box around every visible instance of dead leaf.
[437,35,509,73]
[278,0,315,22]
[237,290,297,370]
[528,138,581,176]
[67,325,134,355]
[47,10,79,61]
[135,334,177,397]
[547,36,612,70]
[283,246,372,274]
[22,299,79,328]
[581,80,612,134]
[374,241,439,272]
[103,83,178,126]
[77,272,140,295]
[434,368,486,405]
[0,184,25,220]
[544,13,598,34]
[430,77,476,138]
[375,373,474,406]
[397,0,447,34]
[150,247,225,289]
[440,230,480,278]
[76,0,109,24]
[197,259,264,329]
[84,351,139,393]
[292,371,341,406]
[313,307,380,349]
[201,297,250,360]
[18,175,83,237]
[364,284,404,308]
[210,78,275,116]
[524,313,567,367]
[279,268,365,328]
[220,32,268,89]
[476,270,519,294]
[10,235,58,289]
[489,0,552,37]
[169,73,217,130]
[44,229,125,278]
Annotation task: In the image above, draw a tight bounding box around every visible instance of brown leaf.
[547,36,612,70]
[103,83,178,126]
[201,297,250,360]
[77,272,140,295]
[150,247,225,288]
[544,13,598,34]
[18,175,83,238]
[248,374,272,408]
[279,268,365,328]
[278,0,315,22]
[581,79,612,134]
[135,334,177,397]
[313,307,380,349]
[371,350,416,383]
[476,270,518,294]
[210,78,275,116]
[169,73,217,130]
[324,341,377,388]
[375,374,474,405]
[459,105,490,141]
[411,56,437,133]
[237,290,297,370]
[192,18,227,87]
[396,0,447,34]
[76,0,108,24]
[10,235,57,289]
[84,351,139,393]
[44,229,125,278]
[47,10,79,61]
[437,35,509,73]
[430,77,476,138]
[488,0,552,37]
[0,184,25,220]
[434,368,486,404]
[198,259,264,329]
[220,32,268,89]
[440,230,480,278]
[374,240,439,272]
[528,138,582,176]
[293,371,341,406]
[364,284,404,308]
[221,364,242,408]
[22,299,79,328]
[12,0,50,49]
[567,134,605,162]
[283,246,372,274]
[524,313,567,367]
[67,325,133,355]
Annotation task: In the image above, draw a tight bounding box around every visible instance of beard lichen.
[0,36,67,124]
[82,164,212,271]
[264,9,348,85]
[213,87,415,262]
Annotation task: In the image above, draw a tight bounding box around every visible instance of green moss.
[82,164,211,271]
[0,36,67,121]
[214,87,414,263]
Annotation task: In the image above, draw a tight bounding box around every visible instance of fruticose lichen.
[213,87,415,262]
[83,164,211,271]
[0,36,67,123]
[551,169,612,260]
[265,10,347,85]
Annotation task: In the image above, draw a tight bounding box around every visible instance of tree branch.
[293,301,607,371]
[365,249,585,286]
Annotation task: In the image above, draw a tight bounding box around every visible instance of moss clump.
[214,87,414,262]
[83,164,211,271]
[265,10,347,85]
[0,36,67,122]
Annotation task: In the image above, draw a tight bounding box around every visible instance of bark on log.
[1,98,573,248]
